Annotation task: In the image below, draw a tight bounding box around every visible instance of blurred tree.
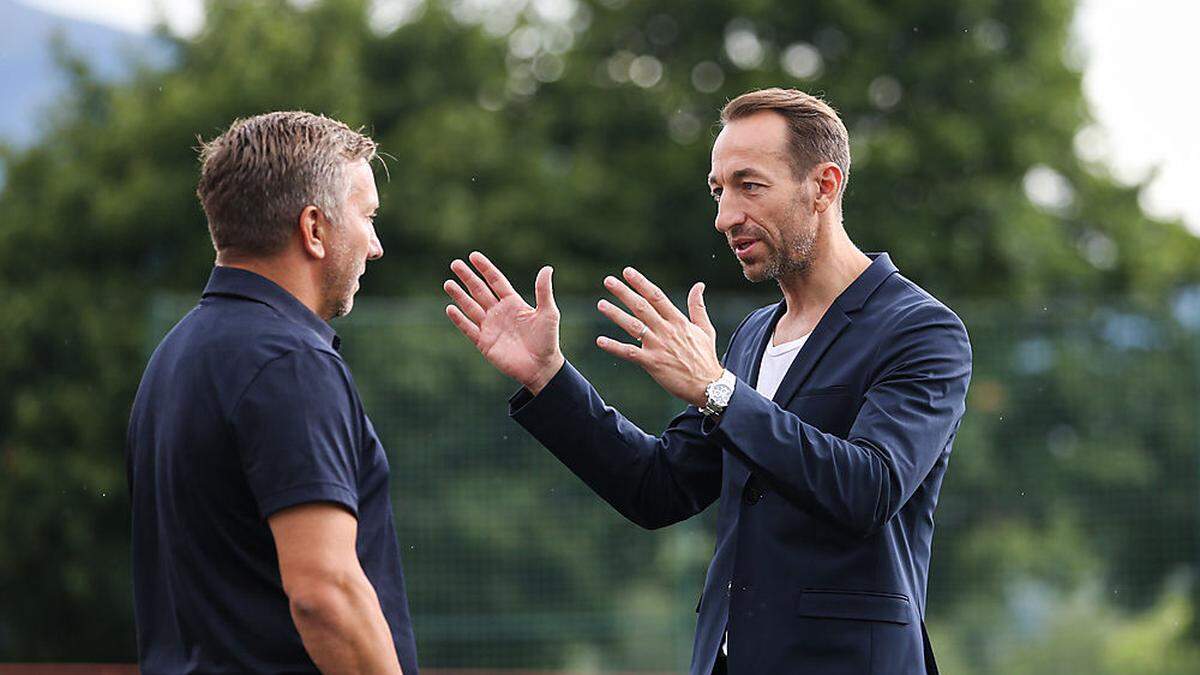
[1,0,1197,666]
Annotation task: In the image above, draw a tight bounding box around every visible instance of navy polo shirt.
[127,266,418,674]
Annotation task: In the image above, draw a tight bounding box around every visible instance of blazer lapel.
[721,253,898,491]
[764,252,900,408]
[741,301,785,387]
[769,308,851,407]
[723,304,784,488]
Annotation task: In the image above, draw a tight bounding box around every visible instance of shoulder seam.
[228,346,345,421]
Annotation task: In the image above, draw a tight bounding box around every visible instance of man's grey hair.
[197,111,378,256]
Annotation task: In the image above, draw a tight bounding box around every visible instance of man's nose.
[368,231,384,260]
[714,195,746,234]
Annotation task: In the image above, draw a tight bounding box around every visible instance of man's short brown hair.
[720,88,851,193]
[197,111,378,256]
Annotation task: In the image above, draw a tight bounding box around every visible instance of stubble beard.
[321,235,358,320]
[743,200,818,284]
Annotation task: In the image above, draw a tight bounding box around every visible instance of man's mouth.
[732,238,759,259]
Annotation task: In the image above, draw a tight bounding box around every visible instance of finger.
[687,282,716,338]
[622,267,687,324]
[595,335,644,365]
[443,279,486,325]
[468,251,519,300]
[604,274,667,331]
[597,298,647,341]
[445,305,481,344]
[534,265,558,313]
[451,258,498,309]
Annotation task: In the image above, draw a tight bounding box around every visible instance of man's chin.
[327,294,354,320]
[741,263,771,283]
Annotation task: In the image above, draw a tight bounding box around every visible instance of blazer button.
[743,478,763,505]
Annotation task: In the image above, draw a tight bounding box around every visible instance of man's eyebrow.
[731,167,769,181]
[709,167,770,186]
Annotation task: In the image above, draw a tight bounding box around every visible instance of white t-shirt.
[754,333,810,398]
[724,330,810,656]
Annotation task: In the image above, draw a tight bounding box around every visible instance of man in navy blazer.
[443,88,971,674]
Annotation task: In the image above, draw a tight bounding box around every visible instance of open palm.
[444,252,564,393]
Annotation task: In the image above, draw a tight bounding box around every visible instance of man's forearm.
[289,571,402,675]
[511,360,722,530]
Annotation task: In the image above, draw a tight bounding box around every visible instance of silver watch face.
[709,382,734,407]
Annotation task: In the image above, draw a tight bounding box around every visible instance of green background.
[2,0,1198,672]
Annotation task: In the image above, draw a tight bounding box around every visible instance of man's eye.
[710,189,722,202]
[743,182,762,193]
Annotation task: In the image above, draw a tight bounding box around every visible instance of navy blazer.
[510,253,971,674]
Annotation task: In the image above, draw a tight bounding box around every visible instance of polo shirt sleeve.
[232,348,361,520]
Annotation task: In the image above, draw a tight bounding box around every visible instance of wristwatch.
[699,369,737,417]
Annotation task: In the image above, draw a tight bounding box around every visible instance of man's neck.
[773,231,871,342]
[215,252,327,320]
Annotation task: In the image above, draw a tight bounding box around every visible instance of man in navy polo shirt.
[127,112,417,674]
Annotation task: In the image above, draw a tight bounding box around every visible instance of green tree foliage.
[935,580,1200,675]
[1,0,1197,666]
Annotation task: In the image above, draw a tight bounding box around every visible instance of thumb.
[535,265,558,313]
[688,282,715,337]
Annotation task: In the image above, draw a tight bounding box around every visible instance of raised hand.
[444,251,564,395]
[595,267,724,407]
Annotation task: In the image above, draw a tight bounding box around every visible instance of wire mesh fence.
[140,289,1200,674]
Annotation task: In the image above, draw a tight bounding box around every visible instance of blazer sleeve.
[703,301,972,537]
[509,361,723,530]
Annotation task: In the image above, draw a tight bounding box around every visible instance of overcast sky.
[20,0,1200,233]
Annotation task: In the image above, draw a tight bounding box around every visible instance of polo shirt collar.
[202,266,341,350]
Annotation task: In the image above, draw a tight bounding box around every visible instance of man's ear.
[812,162,844,214]
[298,205,329,260]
